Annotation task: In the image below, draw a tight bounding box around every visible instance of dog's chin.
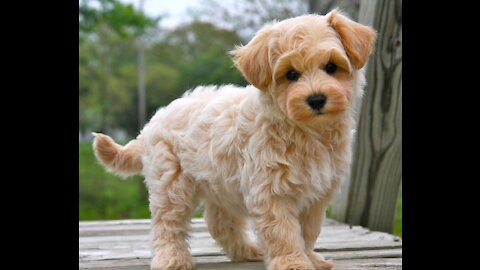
[287,104,346,126]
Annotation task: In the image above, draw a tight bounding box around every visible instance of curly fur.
[93,10,376,270]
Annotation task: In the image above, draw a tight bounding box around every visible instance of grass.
[79,142,402,237]
[393,185,402,237]
[79,142,150,220]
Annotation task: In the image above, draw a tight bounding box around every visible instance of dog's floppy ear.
[326,10,377,69]
[230,25,273,91]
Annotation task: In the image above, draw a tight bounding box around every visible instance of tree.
[194,0,306,40]
[194,0,360,40]
[79,0,157,136]
[148,21,246,105]
[331,0,402,233]
[79,0,157,42]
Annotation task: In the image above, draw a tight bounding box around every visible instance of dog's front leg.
[300,201,334,270]
[250,197,315,270]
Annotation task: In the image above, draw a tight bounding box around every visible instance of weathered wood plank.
[79,219,151,227]
[79,232,399,248]
[79,222,211,236]
[80,248,401,262]
[78,218,341,235]
[79,218,401,269]
[79,227,366,241]
[80,218,342,227]
[80,257,402,270]
[79,222,399,246]
[79,218,341,227]
[79,219,365,238]
[331,0,402,234]
[79,218,210,227]
[79,228,399,250]
[80,247,401,263]
[80,240,401,262]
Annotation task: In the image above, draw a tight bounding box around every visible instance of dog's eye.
[325,63,337,74]
[286,69,301,81]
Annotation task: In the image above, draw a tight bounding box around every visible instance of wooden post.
[331,0,402,233]
[137,0,147,130]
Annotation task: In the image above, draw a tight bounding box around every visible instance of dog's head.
[231,10,376,124]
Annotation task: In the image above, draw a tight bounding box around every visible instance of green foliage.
[79,0,158,42]
[80,7,247,137]
[161,21,243,59]
[145,63,180,114]
[158,21,247,92]
[80,0,153,135]
[79,142,150,220]
[80,142,205,220]
[79,30,139,134]
[176,46,246,90]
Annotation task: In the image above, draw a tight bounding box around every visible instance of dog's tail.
[92,132,143,177]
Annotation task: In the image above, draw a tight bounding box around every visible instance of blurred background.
[79,0,401,236]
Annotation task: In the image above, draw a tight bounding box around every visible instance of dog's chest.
[236,126,349,203]
[277,141,342,199]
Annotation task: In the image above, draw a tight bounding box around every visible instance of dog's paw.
[244,244,264,261]
[268,254,315,270]
[151,253,194,270]
[241,244,264,261]
[307,252,335,270]
[228,243,263,262]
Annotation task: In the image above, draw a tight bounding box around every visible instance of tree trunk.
[137,43,146,130]
[136,0,149,204]
[137,0,146,131]
[331,0,402,233]
[100,44,111,134]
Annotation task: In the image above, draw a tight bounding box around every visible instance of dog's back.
[93,84,256,182]
[144,84,255,134]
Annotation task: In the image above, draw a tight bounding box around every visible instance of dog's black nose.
[307,94,327,110]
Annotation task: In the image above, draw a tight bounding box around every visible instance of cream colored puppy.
[93,10,376,270]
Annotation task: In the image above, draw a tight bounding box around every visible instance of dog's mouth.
[310,108,325,116]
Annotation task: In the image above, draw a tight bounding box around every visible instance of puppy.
[93,10,376,270]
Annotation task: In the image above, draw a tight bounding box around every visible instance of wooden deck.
[79,218,402,269]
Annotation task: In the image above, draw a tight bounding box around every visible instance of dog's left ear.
[229,25,274,91]
[327,10,377,69]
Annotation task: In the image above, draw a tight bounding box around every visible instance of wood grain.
[332,0,402,233]
[79,218,401,269]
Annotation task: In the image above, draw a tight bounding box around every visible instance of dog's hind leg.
[145,141,196,270]
[204,201,263,262]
